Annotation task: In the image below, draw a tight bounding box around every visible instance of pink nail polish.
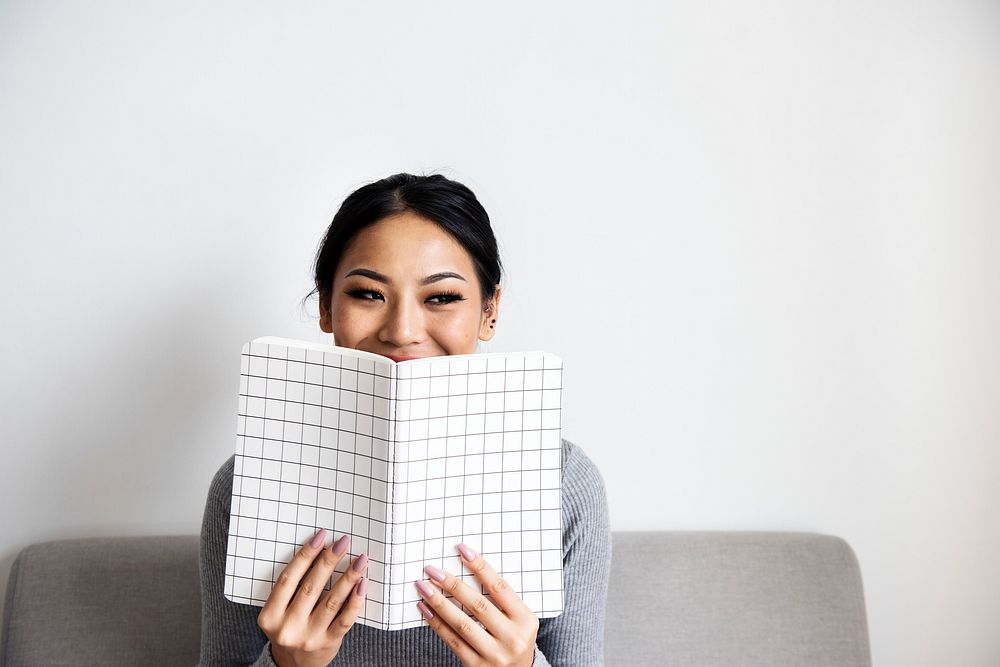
[457,543,477,561]
[332,534,351,556]
[356,577,368,597]
[417,601,434,620]
[309,528,327,548]
[424,565,447,582]
[352,553,369,572]
[414,579,436,599]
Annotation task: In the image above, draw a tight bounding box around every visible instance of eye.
[426,291,465,305]
[346,288,385,302]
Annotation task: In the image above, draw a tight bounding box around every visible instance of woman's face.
[319,212,501,361]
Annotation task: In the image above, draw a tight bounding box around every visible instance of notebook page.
[224,340,395,628]
[384,352,565,630]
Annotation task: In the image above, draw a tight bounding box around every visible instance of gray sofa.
[1,532,871,666]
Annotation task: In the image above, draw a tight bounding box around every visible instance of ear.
[319,293,333,333]
[478,285,502,342]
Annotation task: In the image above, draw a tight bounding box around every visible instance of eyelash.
[345,288,466,305]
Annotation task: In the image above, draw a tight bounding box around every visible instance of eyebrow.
[343,268,467,285]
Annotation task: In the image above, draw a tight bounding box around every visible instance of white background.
[2,1,999,664]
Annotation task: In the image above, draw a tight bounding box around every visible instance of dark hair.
[309,173,503,308]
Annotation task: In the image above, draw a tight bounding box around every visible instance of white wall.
[2,1,998,664]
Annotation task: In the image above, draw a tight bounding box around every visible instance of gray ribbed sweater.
[198,438,610,666]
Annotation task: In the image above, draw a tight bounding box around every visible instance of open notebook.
[223,337,564,631]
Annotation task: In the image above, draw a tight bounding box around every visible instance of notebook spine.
[384,364,397,628]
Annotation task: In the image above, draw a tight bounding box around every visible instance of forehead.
[339,212,477,275]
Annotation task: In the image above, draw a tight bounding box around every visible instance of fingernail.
[417,601,434,620]
[414,579,436,599]
[332,534,351,556]
[309,528,327,548]
[352,553,369,573]
[424,565,447,582]
[355,577,368,597]
[457,543,477,561]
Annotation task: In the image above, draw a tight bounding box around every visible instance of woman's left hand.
[415,544,539,667]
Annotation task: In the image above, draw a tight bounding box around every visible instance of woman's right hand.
[257,529,369,667]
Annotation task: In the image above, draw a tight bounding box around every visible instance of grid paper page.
[386,353,563,630]
[224,340,396,628]
[224,339,563,632]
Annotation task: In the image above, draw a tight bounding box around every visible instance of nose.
[377,297,424,348]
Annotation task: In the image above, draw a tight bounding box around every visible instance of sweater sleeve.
[532,440,612,666]
[198,455,276,667]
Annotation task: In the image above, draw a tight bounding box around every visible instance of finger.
[314,552,369,629]
[417,600,482,665]
[287,534,352,620]
[457,544,532,621]
[327,574,369,640]
[423,564,512,640]
[262,528,328,615]
[415,578,494,656]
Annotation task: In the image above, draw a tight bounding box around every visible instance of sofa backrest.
[2,535,202,666]
[1,532,870,666]
[605,532,871,666]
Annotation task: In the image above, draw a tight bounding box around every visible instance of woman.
[199,173,611,666]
